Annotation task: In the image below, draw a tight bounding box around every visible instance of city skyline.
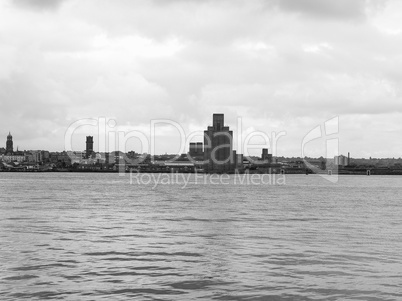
[2,118,402,160]
[1,0,402,157]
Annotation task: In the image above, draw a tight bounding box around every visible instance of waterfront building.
[260,148,273,164]
[49,151,72,166]
[6,132,13,154]
[86,136,94,158]
[262,148,268,160]
[335,155,349,167]
[24,152,35,163]
[95,152,108,164]
[107,151,126,164]
[189,142,196,155]
[68,151,85,164]
[196,142,203,154]
[1,154,25,163]
[41,150,50,163]
[204,113,234,173]
[50,152,58,164]
[126,151,138,159]
[188,142,204,161]
[31,150,43,163]
[189,142,204,155]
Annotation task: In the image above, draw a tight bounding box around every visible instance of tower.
[262,148,269,160]
[196,142,203,154]
[6,132,13,154]
[204,114,234,173]
[189,142,197,156]
[86,136,94,158]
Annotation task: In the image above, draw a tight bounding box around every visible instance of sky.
[1,0,402,158]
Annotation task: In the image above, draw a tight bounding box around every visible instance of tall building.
[189,142,204,158]
[86,136,94,158]
[204,114,234,173]
[334,155,348,167]
[189,142,197,155]
[261,148,273,164]
[196,142,203,154]
[262,148,269,160]
[6,132,13,154]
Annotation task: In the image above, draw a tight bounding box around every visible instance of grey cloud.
[276,0,367,20]
[147,0,381,22]
[151,0,385,21]
[13,0,66,11]
[1,0,400,155]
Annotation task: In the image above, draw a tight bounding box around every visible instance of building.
[204,113,234,173]
[30,150,43,163]
[41,150,50,163]
[69,151,85,164]
[262,148,268,160]
[126,151,138,159]
[261,148,273,164]
[236,153,244,169]
[188,142,204,160]
[24,152,35,163]
[50,151,72,166]
[196,142,203,154]
[1,154,24,163]
[189,142,197,155]
[86,136,94,158]
[334,155,349,167]
[6,132,13,154]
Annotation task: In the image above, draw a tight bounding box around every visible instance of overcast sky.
[1,0,402,158]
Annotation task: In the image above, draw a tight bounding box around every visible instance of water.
[0,173,401,300]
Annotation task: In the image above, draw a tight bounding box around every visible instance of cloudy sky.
[1,0,402,158]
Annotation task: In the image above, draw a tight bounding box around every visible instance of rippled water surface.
[1,173,401,300]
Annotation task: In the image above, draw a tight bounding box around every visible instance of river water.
[0,173,401,300]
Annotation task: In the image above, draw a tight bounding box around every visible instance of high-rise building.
[6,132,13,154]
[189,142,204,158]
[204,114,234,172]
[189,142,197,155]
[196,142,203,154]
[188,142,204,162]
[86,136,94,158]
[262,148,269,160]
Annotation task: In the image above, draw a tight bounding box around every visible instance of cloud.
[276,0,368,20]
[0,0,401,156]
[12,0,66,11]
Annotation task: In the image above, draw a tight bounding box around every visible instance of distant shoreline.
[2,169,402,176]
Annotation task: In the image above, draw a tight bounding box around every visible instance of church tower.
[6,132,13,154]
[86,136,94,158]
